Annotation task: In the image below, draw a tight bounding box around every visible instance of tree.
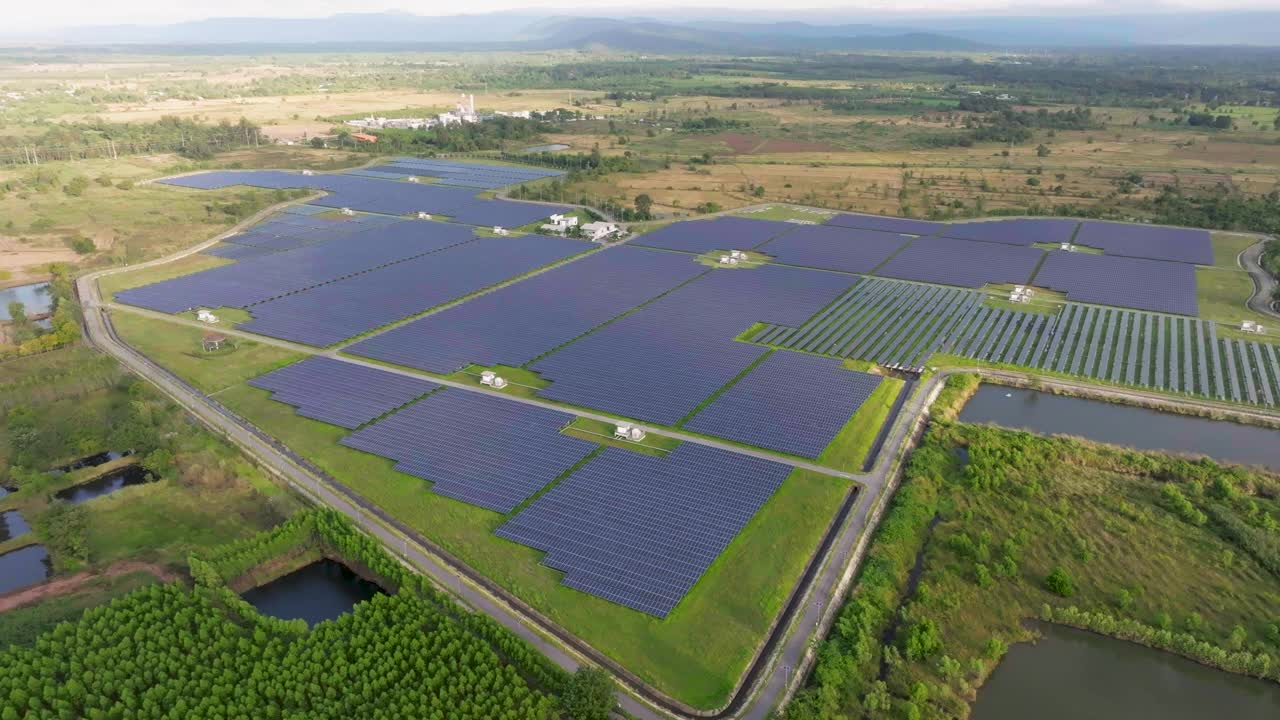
[1044,566,1076,597]
[633,193,653,219]
[1036,144,1051,157]
[309,137,325,149]
[559,668,614,720]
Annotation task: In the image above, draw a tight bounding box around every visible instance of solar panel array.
[347,246,706,373]
[248,357,438,429]
[752,278,985,371]
[684,351,883,458]
[159,170,570,226]
[238,234,588,346]
[825,213,944,236]
[873,236,1044,288]
[496,444,791,617]
[364,158,563,190]
[751,280,1280,407]
[632,216,797,254]
[1032,251,1199,315]
[939,218,1080,246]
[116,220,476,313]
[531,265,855,425]
[340,390,597,513]
[756,225,912,274]
[202,243,277,261]
[1074,221,1213,265]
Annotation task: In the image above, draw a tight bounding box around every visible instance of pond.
[241,559,385,627]
[0,510,31,543]
[50,450,131,475]
[55,465,154,505]
[523,143,570,153]
[958,385,1280,470]
[972,624,1280,720]
[0,282,52,321]
[0,545,51,595]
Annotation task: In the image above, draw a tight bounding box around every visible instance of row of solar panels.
[121,219,590,347]
[249,356,822,617]
[634,216,1200,315]
[824,212,1213,266]
[161,169,571,228]
[753,279,1280,406]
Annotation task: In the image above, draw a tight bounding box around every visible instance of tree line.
[0,508,617,720]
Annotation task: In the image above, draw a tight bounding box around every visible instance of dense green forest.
[786,375,1280,720]
[0,509,613,720]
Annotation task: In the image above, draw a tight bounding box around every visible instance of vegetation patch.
[787,374,1280,720]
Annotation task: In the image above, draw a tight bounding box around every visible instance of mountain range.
[5,10,1280,50]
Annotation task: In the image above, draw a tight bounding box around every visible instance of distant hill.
[6,9,1280,50]
[526,17,983,53]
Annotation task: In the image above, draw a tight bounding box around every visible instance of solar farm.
[110,165,1280,627]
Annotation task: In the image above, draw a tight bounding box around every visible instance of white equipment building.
[480,371,508,389]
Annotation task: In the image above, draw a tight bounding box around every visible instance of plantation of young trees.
[0,510,579,720]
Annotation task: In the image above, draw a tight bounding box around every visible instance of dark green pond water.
[54,465,154,505]
[0,545,51,595]
[241,559,384,627]
[972,625,1280,720]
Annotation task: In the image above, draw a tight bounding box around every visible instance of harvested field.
[710,132,842,154]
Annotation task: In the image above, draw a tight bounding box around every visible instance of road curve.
[1241,238,1279,320]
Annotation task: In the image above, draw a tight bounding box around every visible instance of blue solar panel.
[249,357,438,429]
[532,265,854,425]
[496,443,791,617]
[683,351,882,458]
[340,390,597,513]
[239,235,588,346]
[116,220,476,314]
[939,218,1079,246]
[346,246,706,373]
[873,236,1043,288]
[757,224,912,273]
[1032,251,1199,315]
[159,170,571,226]
[826,213,944,236]
[633,216,798,254]
[202,243,277,260]
[446,199,567,228]
[1074,221,1212,265]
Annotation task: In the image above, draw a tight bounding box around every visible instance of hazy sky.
[14,1,1280,31]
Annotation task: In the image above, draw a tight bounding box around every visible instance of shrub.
[1044,566,1076,597]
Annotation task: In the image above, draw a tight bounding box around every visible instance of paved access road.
[1241,238,1279,320]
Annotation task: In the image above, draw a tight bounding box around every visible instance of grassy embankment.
[786,373,1280,720]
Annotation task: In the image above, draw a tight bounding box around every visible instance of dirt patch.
[710,132,842,155]
[0,561,181,613]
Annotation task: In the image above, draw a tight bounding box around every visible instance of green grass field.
[98,254,230,301]
[111,311,303,393]
[215,382,850,708]
[817,374,905,473]
[561,417,683,458]
[83,479,275,566]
